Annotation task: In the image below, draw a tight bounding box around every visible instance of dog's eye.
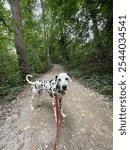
[58,78,61,82]
[65,78,68,81]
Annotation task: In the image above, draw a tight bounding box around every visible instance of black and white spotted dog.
[26,73,72,121]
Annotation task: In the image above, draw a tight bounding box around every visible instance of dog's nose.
[62,85,67,90]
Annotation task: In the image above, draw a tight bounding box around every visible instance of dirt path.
[0,64,113,150]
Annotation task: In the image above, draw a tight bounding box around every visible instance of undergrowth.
[66,63,113,98]
[0,64,52,102]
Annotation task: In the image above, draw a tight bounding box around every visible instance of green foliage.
[0,0,113,100]
[85,73,112,95]
[69,68,113,96]
[0,48,21,97]
[21,0,47,73]
[0,2,21,98]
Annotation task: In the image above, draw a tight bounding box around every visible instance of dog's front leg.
[59,97,66,118]
[52,98,57,122]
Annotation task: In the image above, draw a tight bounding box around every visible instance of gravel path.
[0,64,113,150]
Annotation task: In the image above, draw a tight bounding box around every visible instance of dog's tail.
[26,74,36,85]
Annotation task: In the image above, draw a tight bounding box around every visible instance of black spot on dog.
[55,75,58,81]
[56,85,60,89]
[49,79,53,83]
[54,93,57,96]
[38,90,41,94]
[35,84,37,89]
[49,93,53,97]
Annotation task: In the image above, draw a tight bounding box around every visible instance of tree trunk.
[9,0,29,79]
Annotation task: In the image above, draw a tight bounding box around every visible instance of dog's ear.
[67,73,72,82]
[67,73,71,78]
[55,75,58,81]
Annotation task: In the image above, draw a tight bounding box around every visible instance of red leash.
[54,95,59,150]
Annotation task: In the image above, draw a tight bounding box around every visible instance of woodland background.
[0,0,113,101]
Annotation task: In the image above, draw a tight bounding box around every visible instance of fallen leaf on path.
[81,113,85,117]
[40,122,43,125]
[32,144,36,150]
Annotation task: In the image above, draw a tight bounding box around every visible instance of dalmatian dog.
[26,73,72,121]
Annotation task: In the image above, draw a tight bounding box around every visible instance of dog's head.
[55,73,72,92]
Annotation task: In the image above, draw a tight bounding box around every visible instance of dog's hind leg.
[37,90,43,106]
[31,93,38,110]
[30,97,34,110]
[31,96,35,110]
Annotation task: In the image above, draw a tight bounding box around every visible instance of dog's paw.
[61,113,66,118]
[38,102,42,106]
[31,105,34,110]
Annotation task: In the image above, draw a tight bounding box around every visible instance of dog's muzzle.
[62,85,67,91]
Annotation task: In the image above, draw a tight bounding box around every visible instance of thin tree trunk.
[40,0,51,67]
[9,0,29,79]
[90,10,105,59]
